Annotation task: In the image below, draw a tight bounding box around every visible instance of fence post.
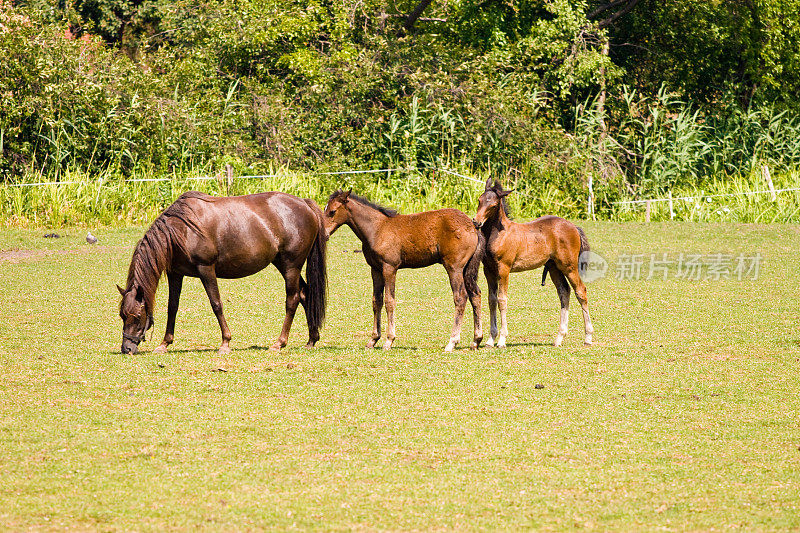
[225,164,234,195]
[587,174,595,220]
[668,191,675,220]
[645,200,651,223]
[762,164,776,201]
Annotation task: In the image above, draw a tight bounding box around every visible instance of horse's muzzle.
[121,341,139,355]
[473,219,484,229]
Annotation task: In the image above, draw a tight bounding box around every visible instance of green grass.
[1,221,799,530]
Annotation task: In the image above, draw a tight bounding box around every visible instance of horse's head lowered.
[117,284,153,354]
[322,189,353,236]
[474,178,513,228]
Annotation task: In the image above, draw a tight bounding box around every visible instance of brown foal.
[323,190,484,351]
[474,180,594,347]
[118,191,327,355]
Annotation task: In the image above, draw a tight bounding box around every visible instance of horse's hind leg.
[155,272,183,353]
[273,263,303,350]
[564,268,594,345]
[445,267,468,352]
[367,266,384,348]
[297,276,319,348]
[465,273,482,350]
[197,265,232,354]
[548,268,571,347]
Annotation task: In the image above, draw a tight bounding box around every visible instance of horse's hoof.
[218,346,231,355]
[584,339,593,346]
[486,338,495,348]
[554,335,564,347]
[305,342,316,349]
[269,343,282,351]
[497,340,506,349]
[154,344,168,354]
[366,340,378,349]
[444,343,455,353]
[382,340,393,350]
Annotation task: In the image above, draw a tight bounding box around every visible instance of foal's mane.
[123,191,211,312]
[488,180,513,219]
[330,189,399,217]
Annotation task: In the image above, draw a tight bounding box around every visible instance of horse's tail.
[305,202,328,331]
[577,226,590,254]
[465,227,486,297]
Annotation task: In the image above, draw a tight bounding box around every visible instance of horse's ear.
[116,284,126,296]
[485,178,492,190]
[499,188,514,198]
[342,189,352,202]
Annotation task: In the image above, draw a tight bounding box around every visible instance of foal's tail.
[465,227,486,297]
[305,206,328,331]
[541,224,590,286]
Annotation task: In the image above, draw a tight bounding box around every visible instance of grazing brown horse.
[117,191,327,355]
[474,179,593,347]
[323,190,484,351]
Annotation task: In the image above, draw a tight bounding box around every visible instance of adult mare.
[117,191,327,355]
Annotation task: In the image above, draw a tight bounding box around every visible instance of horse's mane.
[123,191,211,312]
[330,189,399,217]
[489,180,513,219]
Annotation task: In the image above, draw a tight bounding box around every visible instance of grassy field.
[1,220,799,530]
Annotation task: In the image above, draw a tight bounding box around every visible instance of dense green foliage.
[1,0,799,221]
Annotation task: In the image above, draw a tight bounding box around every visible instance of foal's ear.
[498,188,514,198]
[485,178,492,190]
[116,284,126,296]
[342,189,352,202]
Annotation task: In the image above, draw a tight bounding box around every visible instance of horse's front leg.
[272,265,302,350]
[367,266,384,348]
[197,265,232,354]
[496,265,511,348]
[445,267,468,352]
[154,272,183,353]
[382,265,398,350]
[485,267,499,347]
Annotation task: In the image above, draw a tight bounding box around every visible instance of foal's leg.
[272,265,303,350]
[445,267,468,352]
[367,266,384,348]
[485,267,499,347]
[496,264,511,348]
[549,268,571,347]
[155,272,183,353]
[297,276,319,348]
[197,264,232,354]
[382,265,398,350]
[564,268,594,345]
[466,281,483,350]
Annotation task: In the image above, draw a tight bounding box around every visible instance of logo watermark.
[577,252,762,282]
[578,251,609,283]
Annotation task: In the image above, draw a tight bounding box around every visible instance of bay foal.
[474,180,593,348]
[323,190,484,351]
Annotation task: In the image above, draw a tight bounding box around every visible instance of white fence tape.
[613,187,800,206]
